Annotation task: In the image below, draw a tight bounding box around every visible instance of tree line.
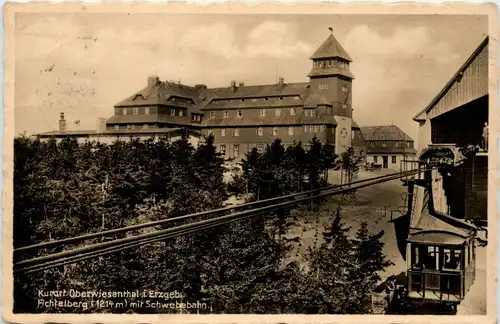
[13,134,390,314]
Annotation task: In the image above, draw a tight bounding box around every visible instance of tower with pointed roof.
[307,31,355,153]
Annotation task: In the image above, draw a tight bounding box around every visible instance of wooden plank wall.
[428,44,488,120]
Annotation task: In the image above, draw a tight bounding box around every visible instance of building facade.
[361,125,417,169]
[38,32,365,159]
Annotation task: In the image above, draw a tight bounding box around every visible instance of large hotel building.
[40,32,369,158]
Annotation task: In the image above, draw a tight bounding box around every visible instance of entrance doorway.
[383,156,388,168]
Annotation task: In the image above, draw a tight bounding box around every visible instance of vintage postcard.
[2,2,499,324]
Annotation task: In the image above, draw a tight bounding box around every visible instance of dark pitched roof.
[201,83,310,106]
[360,125,414,141]
[413,36,489,121]
[307,67,354,80]
[310,34,352,62]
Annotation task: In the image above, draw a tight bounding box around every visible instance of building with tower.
[39,31,366,159]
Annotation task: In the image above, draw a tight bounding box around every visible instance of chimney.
[59,112,67,132]
[278,77,285,88]
[148,75,160,87]
[96,117,107,133]
[231,80,237,92]
[239,81,245,87]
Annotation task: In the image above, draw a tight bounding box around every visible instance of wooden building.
[413,36,489,225]
[361,125,417,169]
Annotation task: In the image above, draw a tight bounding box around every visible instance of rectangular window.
[221,129,226,137]
[180,110,185,117]
[143,124,148,129]
[275,108,281,117]
[314,125,319,133]
[304,110,309,117]
[374,156,378,163]
[210,111,215,118]
[237,110,242,118]
[327,107,332,115]
[123,108,128,116]
[220,145,226,155]
[260,109,266,117]
[133,108,139,115]
[303,126,308,133]
[392,156,397,164]
[288,127,294,136]
[382,141,387,147]
[425,246,439,270]
[370,141,375,147]
[233,129,239,137]
[234,144,240,157]
[342,104,347,109]
[170,109,176,116]
[342,86,348,93]
[407,142,411,148]
[443,248,461,271]
[257,127,263,136]
[320,125,325,132]
[351,130,355,140]
[223,111,229,118]
[290,108,296,116]
[144,107,150,115]
[272,127,278,136]
[114,125,119,130]
[309,125,314,133]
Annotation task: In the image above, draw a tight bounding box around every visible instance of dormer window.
[133,94,145,101]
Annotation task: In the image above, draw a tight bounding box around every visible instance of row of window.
[210,106,349,119]
[369,141,413,148]
[373,156,398,164]
[313,59,349,70]
[121,107,150,116]
[209,125,327,137]
[213,96,301,104]
[113,124,150,130]
[219,143,317,156]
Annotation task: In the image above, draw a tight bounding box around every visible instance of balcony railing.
[407,269,462,302]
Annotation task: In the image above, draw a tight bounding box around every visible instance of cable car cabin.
[405,179,477,307]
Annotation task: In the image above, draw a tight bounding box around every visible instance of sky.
[14,13,488,143]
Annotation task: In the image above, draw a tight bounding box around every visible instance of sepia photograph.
[2,2,498,323]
